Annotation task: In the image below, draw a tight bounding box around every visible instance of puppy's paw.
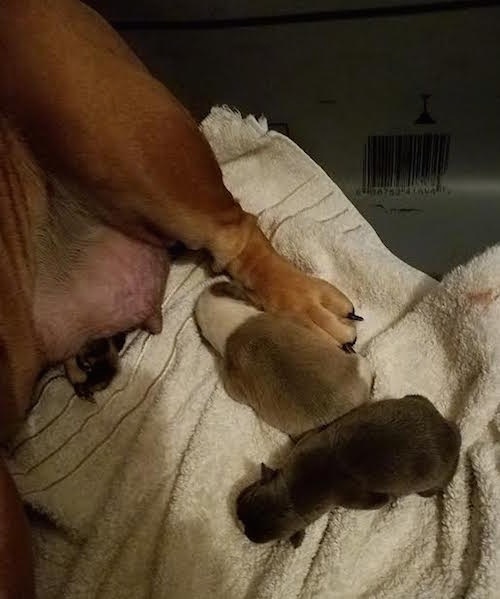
[247,256,360,347]
[418,488,441,498]
[64,333,126,401]
[289,529,305,548]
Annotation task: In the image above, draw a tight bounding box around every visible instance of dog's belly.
[34,226,169,364]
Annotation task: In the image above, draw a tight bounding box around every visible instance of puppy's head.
[236,463,305,546]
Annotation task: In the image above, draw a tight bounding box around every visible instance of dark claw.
[347,311,364,322]
[342,342,356,354]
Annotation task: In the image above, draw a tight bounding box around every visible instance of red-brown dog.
[0,1,359,595]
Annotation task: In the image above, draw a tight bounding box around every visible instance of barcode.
[362,134,450,193]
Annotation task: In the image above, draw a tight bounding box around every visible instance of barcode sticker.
[362,133,450,194]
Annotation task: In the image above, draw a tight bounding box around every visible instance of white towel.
[8,107,499,598]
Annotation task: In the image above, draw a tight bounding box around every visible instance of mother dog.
[0,1,359,596]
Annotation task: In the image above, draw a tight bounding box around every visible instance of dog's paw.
[246,256,361,347]
[64,333,126,401]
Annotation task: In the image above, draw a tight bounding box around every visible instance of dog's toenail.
[342,343,356,354]
[347,311,364,321]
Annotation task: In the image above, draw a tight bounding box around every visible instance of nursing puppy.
[237,395,461,547]
[195,282,373,438]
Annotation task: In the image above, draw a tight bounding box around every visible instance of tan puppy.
[196,282,373,438]
[237,396,461,548]
[0,1,362,595]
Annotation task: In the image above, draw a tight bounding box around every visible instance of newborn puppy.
[195,282,373,438]
[237,395,461,547]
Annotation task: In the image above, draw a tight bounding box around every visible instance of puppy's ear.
[260,463,278,483]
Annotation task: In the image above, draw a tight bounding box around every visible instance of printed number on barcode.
[362,134,450,193]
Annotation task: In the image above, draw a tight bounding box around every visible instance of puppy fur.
[237,395,461,546]
[195,282,373,438]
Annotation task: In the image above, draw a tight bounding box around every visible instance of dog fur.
[237,396,461,547]
[196,282,373,438]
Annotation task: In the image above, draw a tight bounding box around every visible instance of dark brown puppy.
[237,395,461,547]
